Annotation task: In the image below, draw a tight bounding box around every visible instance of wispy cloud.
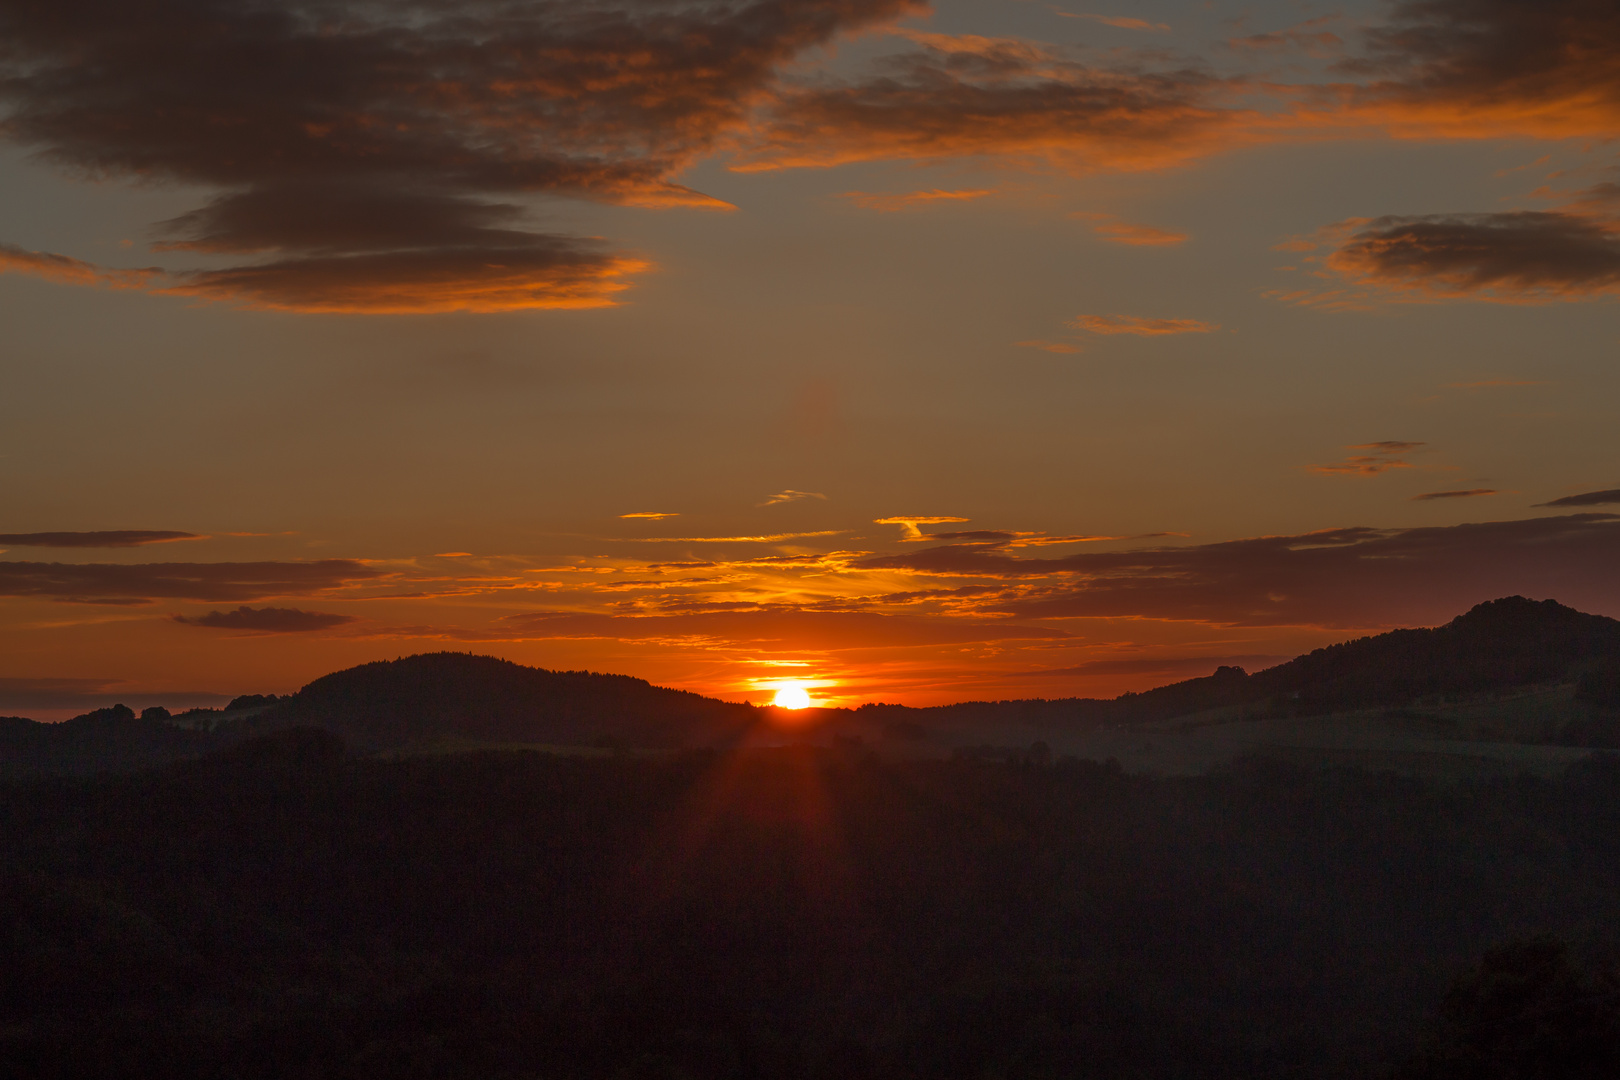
[760,490,828,506]
[1444,379,1546,389]
[1535,488,1620,508]
[1070,314,1219,335]
[0,531,202,548]
[1309,441,1425,477]
[1017,339,1083,354]
[1072,213,1189,246]
[838,189,995,211]
[1411,488,1496,501]
[626,531,845,543]
[1049,10,1170,32]
[874,516,971,540]
[620,512,681,520]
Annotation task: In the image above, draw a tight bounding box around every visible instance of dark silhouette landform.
[4,597,1620,1078]
[4,596,1619,780]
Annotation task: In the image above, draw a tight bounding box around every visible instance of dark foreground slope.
[1,741,1617,1079]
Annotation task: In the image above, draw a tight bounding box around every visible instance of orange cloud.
[620,512,680,520]
[760,490,827,506]
[1017,339,1083,354]
[628,531,845,543]
[1050,11,1171,32]
[1073,214,1190,246]
[874,516,971,541]
[161,248,651,314]
[1070,314,1219,335]
[0,243,156,290]
[839,189,996,211]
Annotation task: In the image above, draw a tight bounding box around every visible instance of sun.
[772,683,812,710]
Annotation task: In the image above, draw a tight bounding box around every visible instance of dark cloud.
[854,513,1620,628]
[0,560,381,603]
[1337,0,1620,140]
[928,530,1020,542]
[1321,209,1620,301]
[737,31,1248,173]
[0,0,915,312]
[1537,488,1620,508]
[1412,488,1496,501]
[174,605,356,632]
[0,531,201,548]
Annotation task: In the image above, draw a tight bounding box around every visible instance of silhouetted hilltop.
[253,652,761,750]
[859,597,1620,733]
[1246,596,1620,713]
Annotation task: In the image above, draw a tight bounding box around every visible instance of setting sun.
[772,684,812,709]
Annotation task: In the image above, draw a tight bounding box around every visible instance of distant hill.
[0,705,217,778]
[3,597,1618,776]
[863,596,1620,733]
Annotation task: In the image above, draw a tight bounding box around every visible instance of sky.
[3,0,1620,717]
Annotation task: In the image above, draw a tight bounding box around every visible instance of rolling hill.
[3,596,1618,777]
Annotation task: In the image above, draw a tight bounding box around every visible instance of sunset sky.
[3,0,1620,717]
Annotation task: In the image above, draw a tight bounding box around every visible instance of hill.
[3,597,1618,777]
[246,651,760,751]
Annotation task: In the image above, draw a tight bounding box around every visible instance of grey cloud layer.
[173,605,357,632]
[0,560,381,603]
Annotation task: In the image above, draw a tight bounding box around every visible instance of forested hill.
[1243,596,1620,713]
[4,597,1620,776]
[861,596,1620,731]
[250,652,760,751]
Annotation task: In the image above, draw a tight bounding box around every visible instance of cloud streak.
[838,189,995,211]
[1537,488,1620,508]
[1072,213,1189,246]
[0,531,202,548]
[1308,441,1425,476]
[1071,314,1219,335]
[0,560,381,603]
[1412,489,1496,501]
[173,605,356,632]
